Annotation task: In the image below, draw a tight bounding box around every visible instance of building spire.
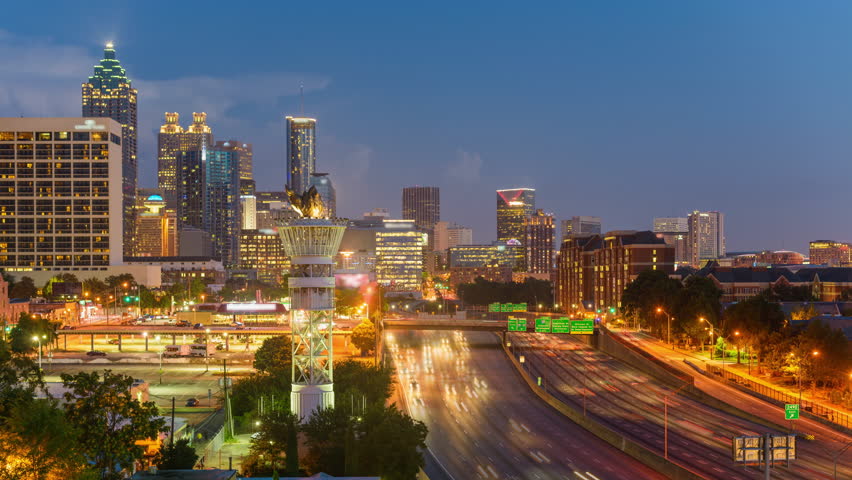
[300,82,305,115]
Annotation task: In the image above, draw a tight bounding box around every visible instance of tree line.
[457,277,553,307]
[621,270,852,391]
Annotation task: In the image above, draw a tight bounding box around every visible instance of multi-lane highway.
[513,332,850,479]
[389,330,666,480]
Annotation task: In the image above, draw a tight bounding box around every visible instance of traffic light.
[609,307,616,314]
[124,295,131,303]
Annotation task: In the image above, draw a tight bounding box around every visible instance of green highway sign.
[785,404,799,420]
[552,317,571,333]
[494,303,529,313]
[570,320,595,335]
[534,317,551,333]
[488,303,500,313]
[507,317,527,332]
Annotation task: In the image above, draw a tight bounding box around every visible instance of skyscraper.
[402,186,440,230]
[434,221,473,252]
[524,210,554,274]
[496,188,535,268]
[135,194,177,257]
[0,118,125,268]
[285,116,316,194]
[82,43,137,255]
[158,112,213,206]
[687,211,725,267]
[310,173,337,217]
[216,139,253,180]
[204,145,242,267]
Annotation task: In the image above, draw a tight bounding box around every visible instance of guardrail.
[706,364,851,431]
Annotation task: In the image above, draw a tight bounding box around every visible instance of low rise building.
[124,257,226,285]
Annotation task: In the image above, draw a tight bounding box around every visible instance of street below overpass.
[389,330,665,480]
[512,332,850,479]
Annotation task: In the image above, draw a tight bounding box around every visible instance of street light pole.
[32,335,44,371]
[205,328,211,373]
[656,307,671,346]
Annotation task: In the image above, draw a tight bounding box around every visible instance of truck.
[189,343,216,358]
[163,345,190,358]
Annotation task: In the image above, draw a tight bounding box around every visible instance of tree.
[456,277,553,307]
[351,319,377,355]
[797,319,851,388]
[790,304,818,321]
[243,410,300,476]
[673,276,722,345]
[9,313,57,353]
[355,404,428,480]
[155,439,198,469]
[61,370,166,479]
[335,288,364,317]
[229,373,291,417]
[620,270,682,335]
[0,338,42,419]
[722,295,785,366]
[301,407,351,475]
[9,276,37,299]
[0,398,87,480]
[254,335,293,376]
[334,360,394,410]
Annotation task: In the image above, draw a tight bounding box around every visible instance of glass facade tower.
[82,43,137,256]
[285,117,316,194]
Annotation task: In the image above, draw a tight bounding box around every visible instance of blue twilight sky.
[2,1,852,253]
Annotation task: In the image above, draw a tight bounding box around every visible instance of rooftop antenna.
[300,82,305,116]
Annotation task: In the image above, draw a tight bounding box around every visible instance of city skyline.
[5,2,852,252]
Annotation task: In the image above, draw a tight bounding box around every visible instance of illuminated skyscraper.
[687,211,725,267]
[135,194,177,257]
[524,210,554,274]
[82,43,137,255]
[216,139,253,180]
[285,117,316,194]
[402,186,440,230]
[158,112,213,206]
[496,188,535,269]
[375,219,427,293]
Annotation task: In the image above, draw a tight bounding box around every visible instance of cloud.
[446,149,483,183]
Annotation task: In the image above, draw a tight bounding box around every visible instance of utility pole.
[170,397,176,446]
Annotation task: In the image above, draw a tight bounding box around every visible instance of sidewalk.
[622,329,852,429]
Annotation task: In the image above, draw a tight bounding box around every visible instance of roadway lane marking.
[573,472,591,480]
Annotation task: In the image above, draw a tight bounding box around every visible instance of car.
[215,344,225,351]
[176,320,191,327]
[86,350,107,357]
[250,432,261,440]
[60,325,75,330]
[107,339,120,345]
[231,322,245,330]
[193,323,204,329]
[185,398,200,407]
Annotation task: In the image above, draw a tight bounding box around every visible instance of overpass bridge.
[382,318,512,332]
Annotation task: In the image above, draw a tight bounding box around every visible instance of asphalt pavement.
[388,330,666,480]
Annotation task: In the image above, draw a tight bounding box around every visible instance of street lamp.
[205,328,211,372]
[143,331,149,352]
[656,307,672,346]
[698,317,717,360]
[32,335,46,371]
[734,330,741,364]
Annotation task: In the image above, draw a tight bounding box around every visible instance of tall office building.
[402,186,440,230]
[82,43,137,256]
[434,221,473,252]
[310,173,336,218]
[135,194,177,257]
[158,112,213,206]
[204,146,242,266]
[687,211,725,267]
[238,229,289,284]
[653,217,689,267]
[240,195,257,230]
[375,220,427,293]
[176,145,241,266]
[524,210,554,274]
[496,188,535,269]
[561,216,602,240]
[0,118,124,269]
[216,139,253,180]
[285,116,316,194]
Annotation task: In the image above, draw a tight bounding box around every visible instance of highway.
[513,332,850,479]
[388,330,666,480]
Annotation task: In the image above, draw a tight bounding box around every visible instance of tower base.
[291,383,334,422]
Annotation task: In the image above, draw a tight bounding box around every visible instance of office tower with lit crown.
[524,209,554,274]
[687,211,725,267]
[561,216,602,240]
[402,186,440,230]
[0,118,124,269]
[285,117,316,194]
[653,217,689,267]
[310,173,336,217]
[808,240,851,266]
[82,43,137,255]
[496,188,535,269]
[158,112,213,206]
[135,194,177,257]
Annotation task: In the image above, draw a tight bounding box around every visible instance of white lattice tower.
[278,218,346,421]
